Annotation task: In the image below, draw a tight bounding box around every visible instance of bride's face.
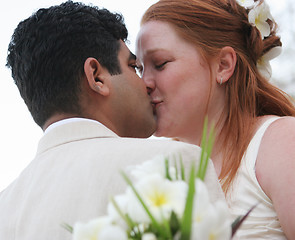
[136,21,214,142]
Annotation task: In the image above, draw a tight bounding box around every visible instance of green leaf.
[180,164,196,240]
[231,203,259,238]
[121,171,169,238]
[180,155,185,181]
[61,222,73,233]
[165,157,172,181]
[161,212,172,239]
[197,116,208,180]
[111,197,135,229]
[169,211,180,236]
[200,123,215,180]
[174,157,179,180]
[197,116,215,181]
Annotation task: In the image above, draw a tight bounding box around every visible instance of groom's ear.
[84,57,110,97]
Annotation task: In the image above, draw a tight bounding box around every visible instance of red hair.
[141,0,295,193]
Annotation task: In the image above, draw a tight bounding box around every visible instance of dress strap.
[244,116,281,169]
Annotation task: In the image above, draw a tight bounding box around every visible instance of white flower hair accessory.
[237,0,281,80]
[257,46,282,80]
[236,0,255,8]
[237,0,273,39]
[248,1,273,39]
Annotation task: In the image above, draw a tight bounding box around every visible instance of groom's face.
[108,41,156,138]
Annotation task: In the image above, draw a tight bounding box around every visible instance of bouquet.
[64,119,252,239]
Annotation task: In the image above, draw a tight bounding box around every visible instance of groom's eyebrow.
[129,52,137,61]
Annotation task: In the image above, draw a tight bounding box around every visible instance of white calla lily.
[257,46,282,80]
[99,225,128,240]
[73,217,110,240]
[248,2,272,39]
[190,179,231,240]
[128,155,178,181]
[107,194,129,229]
[73,216,127,240]
[192,201,231,240]
[126,174,188,223]
[142,233,157,240]
[192,179,210,223]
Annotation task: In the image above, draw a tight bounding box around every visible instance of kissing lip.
[151,100,163,114]
[151,100,163,108]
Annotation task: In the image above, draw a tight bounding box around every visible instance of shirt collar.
[44,117,104,135]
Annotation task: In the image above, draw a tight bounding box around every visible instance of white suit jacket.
[0,120,225,239]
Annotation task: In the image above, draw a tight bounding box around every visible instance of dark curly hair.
[6,1,128,127]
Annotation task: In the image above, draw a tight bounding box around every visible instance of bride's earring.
[93,84,100,91]
[219,76,223,85]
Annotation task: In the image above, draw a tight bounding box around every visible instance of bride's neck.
[178,115,227,175]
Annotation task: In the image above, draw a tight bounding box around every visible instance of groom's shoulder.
[119,136,197,147]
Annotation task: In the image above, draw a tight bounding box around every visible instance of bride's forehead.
[137,21,181,52]
[139,21,178,37]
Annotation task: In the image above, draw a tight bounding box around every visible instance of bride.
[136,0,295,238]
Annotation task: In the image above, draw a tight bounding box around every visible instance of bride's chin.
[153,120,174,138]
[153,129,162,137]
[153,128,171,139]
[153,127,165,138]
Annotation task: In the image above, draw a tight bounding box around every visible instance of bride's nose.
[142,71,156,94]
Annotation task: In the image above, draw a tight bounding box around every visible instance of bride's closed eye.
[155,61,169,70]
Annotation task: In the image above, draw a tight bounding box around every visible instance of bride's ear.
[84,57,110,97]
[215,46,237,85]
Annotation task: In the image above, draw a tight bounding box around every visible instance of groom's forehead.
[118,41,136,61]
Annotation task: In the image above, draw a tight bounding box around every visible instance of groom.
[0,1,225,239]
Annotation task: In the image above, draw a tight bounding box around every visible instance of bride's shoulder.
[256,115,295,239]
[256,115,295,194]
[258,115,295,148]
[257,115,295,132]
[266,115,295,135]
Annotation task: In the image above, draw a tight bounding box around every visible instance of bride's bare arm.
[256,116,295,239]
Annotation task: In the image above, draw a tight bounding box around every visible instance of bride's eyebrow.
[145,48,167,55]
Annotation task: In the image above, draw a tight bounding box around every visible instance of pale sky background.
[0,0,293,191]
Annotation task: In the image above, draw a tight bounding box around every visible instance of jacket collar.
[37,120,118,155]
